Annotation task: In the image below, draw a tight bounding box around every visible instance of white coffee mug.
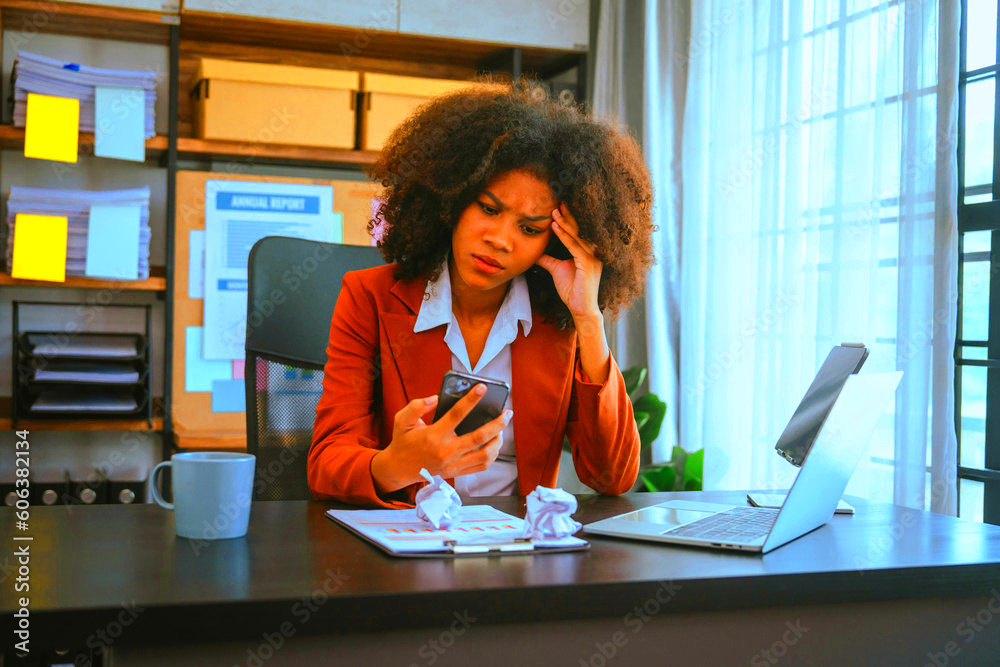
[150,452,256,540]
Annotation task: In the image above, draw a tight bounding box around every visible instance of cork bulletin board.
[170,170,377,449]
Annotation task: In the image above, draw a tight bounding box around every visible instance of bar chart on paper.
[326,505,588,555]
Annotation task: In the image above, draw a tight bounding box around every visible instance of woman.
[309,81,654,508]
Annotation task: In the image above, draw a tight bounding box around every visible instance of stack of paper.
[12,50,156,139]
[5,186,151,280]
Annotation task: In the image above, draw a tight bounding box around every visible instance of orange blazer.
[308,263,640,508]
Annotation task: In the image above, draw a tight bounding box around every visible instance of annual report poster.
[203,180,340,360]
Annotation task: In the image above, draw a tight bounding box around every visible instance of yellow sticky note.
[11,214,68,282]
[24,93,80,163]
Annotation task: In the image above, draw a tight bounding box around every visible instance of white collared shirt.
[413,255,533,499]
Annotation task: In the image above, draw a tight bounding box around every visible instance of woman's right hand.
[371,383,513,494]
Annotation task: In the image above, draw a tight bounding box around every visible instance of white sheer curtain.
[591,0,685,464]
[677,0,960,512]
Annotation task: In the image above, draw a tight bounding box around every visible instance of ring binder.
[443,536,534,554]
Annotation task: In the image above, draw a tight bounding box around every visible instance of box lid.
[361,72,488,97]
[196,58,359,91]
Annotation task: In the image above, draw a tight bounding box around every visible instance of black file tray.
[11,302,154,428]
[18,332,146,360]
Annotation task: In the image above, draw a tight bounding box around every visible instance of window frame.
[957,0,1000,524]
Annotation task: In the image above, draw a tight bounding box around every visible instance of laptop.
[583,371,902,554]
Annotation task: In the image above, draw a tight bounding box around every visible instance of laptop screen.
[773,345,868,466]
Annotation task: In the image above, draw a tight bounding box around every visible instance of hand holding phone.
[433,371,510,436]
[370,372,513,494]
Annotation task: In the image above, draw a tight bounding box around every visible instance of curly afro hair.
[365,78,655,330]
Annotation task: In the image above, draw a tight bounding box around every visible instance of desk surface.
[3,491,1000,647]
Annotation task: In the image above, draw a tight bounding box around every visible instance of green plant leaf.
[634,393,666,451]
[634,411,650,444]
[667,446,687,490]
[622,366,647,399]
[640,465,675,492]
[682,448,704,491]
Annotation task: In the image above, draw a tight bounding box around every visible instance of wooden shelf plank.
[172,431,246,451]
[0,266,167,291]
[175,137,378,169]
[0,397,164,432]
[179,9,580,71]
[0,0,177,45]
[0,125,168,161]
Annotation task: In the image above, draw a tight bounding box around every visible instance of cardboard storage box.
[192,59,360,149]
[360,73,489,151]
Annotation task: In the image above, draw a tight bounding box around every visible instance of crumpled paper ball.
[415,468,463,529]
[522,486,582,539]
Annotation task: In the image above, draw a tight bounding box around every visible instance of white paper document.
[203,180,339,360]
[188,230,205,299]
[326,505,588,556]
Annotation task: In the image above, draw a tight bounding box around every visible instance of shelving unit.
[0,0,587,460]
[0,397,164,431]
[174,137,379,169]
[0,265,166,290]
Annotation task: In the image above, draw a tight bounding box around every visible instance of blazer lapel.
[511,314,577,496]
[381,311,452,403]
[383,274,452,404]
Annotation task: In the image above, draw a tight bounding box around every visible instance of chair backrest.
[245,236,385,500]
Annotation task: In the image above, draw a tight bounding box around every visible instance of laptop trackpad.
[622,506,718,530]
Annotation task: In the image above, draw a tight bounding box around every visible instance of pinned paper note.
[188,230,205,299]
[85,205,140,280]
[332,212,344,243]
[211,379,246,412]
[11,214,68,282]
[184,326,232,392]
[24,93,79,163]
[232,360,245,380]
[95,86,145,162]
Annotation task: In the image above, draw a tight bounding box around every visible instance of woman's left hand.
[534,202,603,321]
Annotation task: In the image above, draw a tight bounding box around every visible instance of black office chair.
[244,236,384,501]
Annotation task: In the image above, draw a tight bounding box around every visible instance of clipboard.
[325,507,590,558]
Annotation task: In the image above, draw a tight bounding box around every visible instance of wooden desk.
[3,491,999,666]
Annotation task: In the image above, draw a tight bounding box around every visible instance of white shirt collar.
[414,255,533,339]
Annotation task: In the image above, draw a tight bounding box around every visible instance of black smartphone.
[774,343,870,467]
[432,370,510,436]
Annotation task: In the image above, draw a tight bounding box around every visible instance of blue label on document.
[217,279,248,291]
[216,192,320,214]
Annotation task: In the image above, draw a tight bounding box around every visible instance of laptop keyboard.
[664,506,779,542]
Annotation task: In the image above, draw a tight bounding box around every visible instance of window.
[957,0,1000,524]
